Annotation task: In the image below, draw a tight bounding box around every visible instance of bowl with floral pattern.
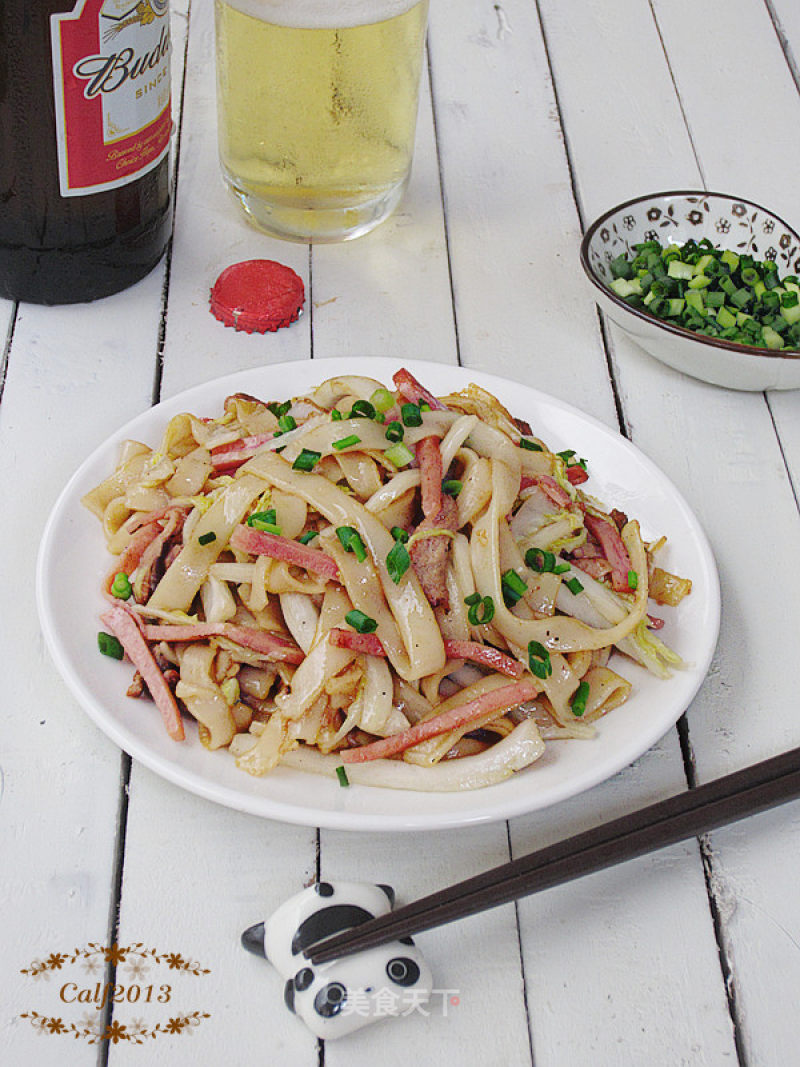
[580,190,800,390]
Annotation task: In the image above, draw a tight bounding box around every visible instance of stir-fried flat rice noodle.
[84,369,692,792]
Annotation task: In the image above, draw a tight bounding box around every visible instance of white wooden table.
[5,1,800,1063]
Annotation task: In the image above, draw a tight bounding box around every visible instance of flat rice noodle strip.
[274,636,356,721]
[243,451,445,681]
[281,719,545,791]
[365,469,421,514]
[581,665,632,723]
[472,458,649,652]
[147,474,266,612]
[341,679,540,763]
[100,605,185,741]
[393,367,448,410]
[334,450,383,500]
[141,622,304,663]
[82,444,152,519]
[455,452,492,528]
[415,435,444,519]
[440,415,479,472]
[230,524,340,579]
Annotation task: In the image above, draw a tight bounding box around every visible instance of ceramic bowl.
[580,190,800,390]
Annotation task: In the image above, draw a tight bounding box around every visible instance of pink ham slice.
[328,628,523,678]
[230,524,340,580]
[141,622,304,664]
[341,680,540,763]
[100,604,185,741]
[583,513,634,593]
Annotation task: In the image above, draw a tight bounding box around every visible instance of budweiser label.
[51,0,172,196]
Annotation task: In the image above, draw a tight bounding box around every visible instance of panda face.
[242,881,433,1040]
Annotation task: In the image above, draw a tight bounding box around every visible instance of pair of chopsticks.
[308,743,800,964]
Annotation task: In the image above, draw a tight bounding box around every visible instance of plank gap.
[763,0,800,94]
[0,303,16,406]
[424,35,462,367]
[97,751,133,1066]
[766,392,800,514]
[647,0,707,190]
[507,821,537,1067]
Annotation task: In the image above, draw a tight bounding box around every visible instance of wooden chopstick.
[307,744,800,964]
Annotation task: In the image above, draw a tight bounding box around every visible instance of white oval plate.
[36,358,720,831]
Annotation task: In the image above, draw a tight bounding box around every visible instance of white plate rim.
[35,357,720,831]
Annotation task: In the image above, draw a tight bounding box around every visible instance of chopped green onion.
[349,399,375,419]
[571,680,590,718]
[386,540,411,583]
[384,441,415,468]
[336,525,367,562]
[299,530,319,544]
[98,632,124,660]
[385,420,404,443]
[198,531,217,545]
[331,409,344,421]
[333,434,361,451]
[110,572,132,600]
[564,576,584,595]
[335,765,350,787]
[345,608,378,634]
[525,547,555,572]
[268,400,291,418]
[370,387,395,413]
[292,449,321,472]
[400,402,422,427]
[501,569,528,605]
[391,526,409,543]
[466,594,495,626]
[519,437,543,452]
[278,413,297,433]
[528,641,552,679]
[247,510,281,534]
[442,479,462,496]
[628,570,639,590]
[556,449,576,462]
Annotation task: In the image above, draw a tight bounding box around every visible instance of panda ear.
[241,922,266,959]
[376,883,396,907]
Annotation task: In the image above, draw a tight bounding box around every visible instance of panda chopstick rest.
[242,881,433,1039]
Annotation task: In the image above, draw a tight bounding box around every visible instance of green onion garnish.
[370,387,395,413]
[345,609,378,634]
[400,402,422,427]
[349,399,376,420]
[299,530,319,544]
[442,479,462,496]
[98,632,124,659]
[335,765,350,787]
[466,594,495,626]
[110,572,132,600]
[292,449,321,472]
[386,540,411,583]
[565,576,584,595]
[336,526,367,562]
[384,442,415,468]
[247,510,281,534]
[525,547,555,572]
[556,449,576,462]
[331,409,344,421]
[519,438,543,452]
[501,569,528,605]
[198,531,217,545]
[628,570,639,590]
[391,526,409,543]
[333,434,361,451]
[268,400,291,418]
[528,640,552,679]
[571,680,590,718]
[278,413,297,433]
[385,421,404,443]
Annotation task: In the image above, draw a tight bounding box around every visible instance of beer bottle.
[0,1,173,305]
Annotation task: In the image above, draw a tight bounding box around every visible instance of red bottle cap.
[209,259,305,333]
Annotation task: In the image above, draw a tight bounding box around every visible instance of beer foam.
[218,0,423,29]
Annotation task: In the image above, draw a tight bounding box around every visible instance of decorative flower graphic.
[765,247,777,261]
[687,210,704,225]
[103,1020,130,1045]
[647,207,662,221]
[732,202,747,217]
[622,214,635,229]
[763,219,775,234]
[715,217,731,233]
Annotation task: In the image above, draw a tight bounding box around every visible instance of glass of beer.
[214,0,430,243]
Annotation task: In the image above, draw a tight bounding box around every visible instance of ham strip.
[409,493,458,609]
[328,628,523,678]
[341,680,540,763]
[100,604,185,741]
[392,368,447,410]
[415,435,444,519]
[584,513,634,593]
[141,622,304,664]
[230,524,340,580]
